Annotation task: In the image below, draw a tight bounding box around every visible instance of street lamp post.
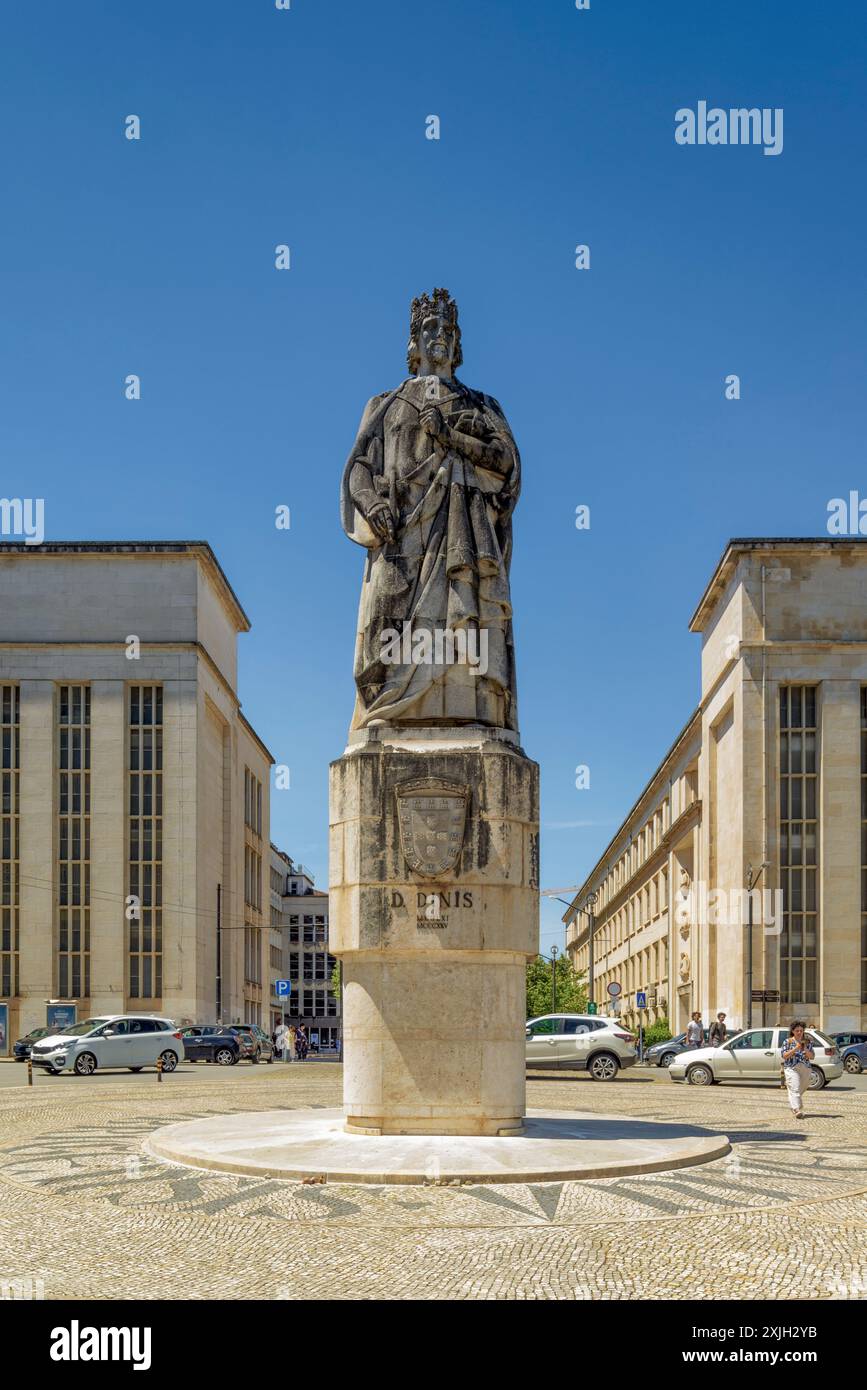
[586,891,598,1009]
[551,944,558,1014]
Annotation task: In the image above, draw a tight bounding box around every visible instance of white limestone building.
[0,541,273,1042]
[565,539,867,1038]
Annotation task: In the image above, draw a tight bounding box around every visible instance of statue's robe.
[341,375,521,730]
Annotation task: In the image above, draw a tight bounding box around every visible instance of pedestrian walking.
[287,1024,298,1062]
[686,1011,704,1049]
[274,1021,288,1060]
[297,1025,308,1061]
[708,1012,728,1046]
[781,1021,814,1118]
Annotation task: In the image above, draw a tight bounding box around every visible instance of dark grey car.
[645,1028,716,1067]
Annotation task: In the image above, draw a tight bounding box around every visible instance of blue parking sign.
[275,979,292,997]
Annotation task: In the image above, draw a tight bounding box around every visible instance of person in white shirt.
[686,1012,704,1049]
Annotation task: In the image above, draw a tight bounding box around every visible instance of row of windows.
[0,683,273,1005]
[287,951,335,982]
[283,989,339,1018]
[861,689,867,1005]
[244,926,262,986]
[58,687,90,999]
[128,687,162,1000]
[779,686,819,1005]
[286,912,327,944]
[245,768,263,836]
[593,768,697,916]
[582,688,825,1010]
[245,847,263,912]
[0,688,18,997]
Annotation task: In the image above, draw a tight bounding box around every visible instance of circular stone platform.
[144,1108,730,1185]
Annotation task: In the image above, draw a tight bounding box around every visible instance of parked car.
[229,1023,275,1063]
[831,1031,867,1049]
[668,1025,842,1089]
[179,1025,256,1066]
[839,1041,867,1074]
[645,1028,716,1068]
[29,1015,183,1076]
[13,1026,54,1061]
[526,1014,637,1079]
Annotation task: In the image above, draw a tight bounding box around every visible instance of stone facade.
[330,725,539,1135]
[276,860,340,1049]
[565,539,867,1036]
[0,541,273,1044]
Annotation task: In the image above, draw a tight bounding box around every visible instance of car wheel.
[659,1052,677,1069]
[158,1050,178,1074]
[73,1052,97,1076]
[686,1063,714,1086]
[808,1065,826,1090]
[215,1048,235,1066]
[588,1052,619,1081]
[844,1054,863,1074]
[128,1067,143,1073]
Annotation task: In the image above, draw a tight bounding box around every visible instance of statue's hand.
[420,404,448,444]
[366,500,396,544]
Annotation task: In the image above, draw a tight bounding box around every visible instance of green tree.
[642,1016,672,1046]
[526,954,587,1020]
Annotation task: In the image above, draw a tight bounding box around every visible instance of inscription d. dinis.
[395,776,468,878]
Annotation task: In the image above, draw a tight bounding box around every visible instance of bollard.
[156,1056,163,1084]
[27,1057,33,1087]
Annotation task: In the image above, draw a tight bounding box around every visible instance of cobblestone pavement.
[0,1064,865,1300]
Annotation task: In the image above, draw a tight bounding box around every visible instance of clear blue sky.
[1,1,865,951]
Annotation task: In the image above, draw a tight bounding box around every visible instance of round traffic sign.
[607,981,622,997]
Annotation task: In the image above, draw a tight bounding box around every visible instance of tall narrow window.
[58,685,90,998]
[779,685,818,1005]
[128,685,163,999]
[0,686,19,998]
[861,690,867,1003]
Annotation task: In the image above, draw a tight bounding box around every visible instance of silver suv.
[526,1014,637,1079]
[30,1015,183,1076]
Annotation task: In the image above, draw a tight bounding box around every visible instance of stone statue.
[340,288,521,731]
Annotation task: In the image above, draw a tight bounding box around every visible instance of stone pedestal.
[329,725,539,1136]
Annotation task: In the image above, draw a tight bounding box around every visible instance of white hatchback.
[526,1014,638,1079]
[29,1015,183,1076]
[668,1025,842,1089]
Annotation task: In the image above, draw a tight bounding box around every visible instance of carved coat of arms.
[395,777,469,877]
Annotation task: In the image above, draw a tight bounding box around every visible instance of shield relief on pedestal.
[395,776,469,877]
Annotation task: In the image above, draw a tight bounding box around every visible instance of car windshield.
[60,1018,111,1037]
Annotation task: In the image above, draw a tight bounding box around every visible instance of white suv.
[29,1015,183,1076]
[526,1014,637,1079]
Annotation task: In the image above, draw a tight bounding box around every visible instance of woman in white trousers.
[781,1021,814,1118]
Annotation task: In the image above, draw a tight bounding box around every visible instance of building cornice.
[0,540,251,632]
[689,537,867,634]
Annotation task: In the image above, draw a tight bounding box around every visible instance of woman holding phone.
[781,1021,814,1118]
